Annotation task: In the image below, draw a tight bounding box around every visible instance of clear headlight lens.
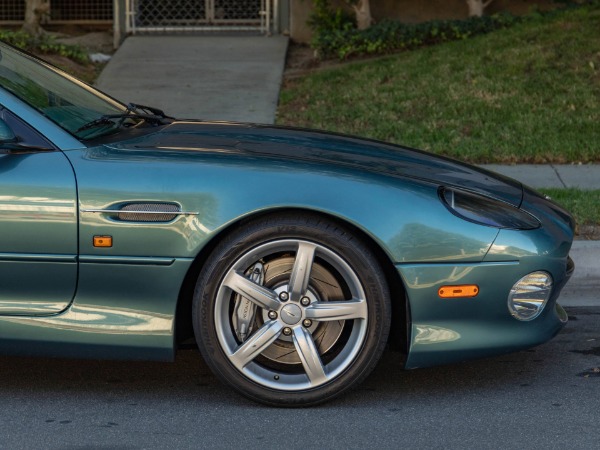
[508,271,553,321]
[440,187,540,229]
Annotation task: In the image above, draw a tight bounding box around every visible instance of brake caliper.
[232,262,264,342]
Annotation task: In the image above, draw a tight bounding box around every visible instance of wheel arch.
[174,207,410,356]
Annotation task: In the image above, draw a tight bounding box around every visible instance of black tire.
[193,213,391,406]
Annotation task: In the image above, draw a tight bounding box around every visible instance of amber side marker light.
[93,236,113,247]
[438,285,479,298]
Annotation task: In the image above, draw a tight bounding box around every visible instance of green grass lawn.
[278,5,600,164]
[540,188,600,233]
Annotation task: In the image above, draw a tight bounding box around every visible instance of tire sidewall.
[193,215,391,406]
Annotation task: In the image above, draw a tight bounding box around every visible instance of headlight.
[440,187,540,229]
[508,271,553,321]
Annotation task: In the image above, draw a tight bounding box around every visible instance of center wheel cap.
[280,304,302,325]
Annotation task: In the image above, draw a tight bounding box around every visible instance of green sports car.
[0,41,574,406]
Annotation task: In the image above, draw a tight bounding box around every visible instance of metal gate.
[0,0,112,25]
[125,0,276,34]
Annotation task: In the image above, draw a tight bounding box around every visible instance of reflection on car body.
[0,41,574,406]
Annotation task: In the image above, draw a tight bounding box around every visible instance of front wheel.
[193,214,391,406]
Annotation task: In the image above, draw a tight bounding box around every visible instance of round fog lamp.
[508,271,553,321]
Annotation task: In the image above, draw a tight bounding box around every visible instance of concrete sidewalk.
[480,164,600,189]
[96,35,288,124]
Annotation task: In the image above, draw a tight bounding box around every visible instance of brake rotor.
[250,256,345,366]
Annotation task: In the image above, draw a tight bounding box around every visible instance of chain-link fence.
[0,0,112,25]
[0,0,25,23]
[132,0,208,27]
[127,0,274,33]
[1,0,280,38]
[50,0,112,23]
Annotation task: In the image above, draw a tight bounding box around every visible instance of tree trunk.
[22,0,50,36]
[466,0,494,17]
[352,0,372,30]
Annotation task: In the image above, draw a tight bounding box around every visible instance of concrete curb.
[558,240,600,307]
[480,164,600,189]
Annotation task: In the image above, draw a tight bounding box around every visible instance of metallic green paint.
[399,258,569,369]
[400,191,573,368]
[66,142,501,264]
[0,150,77,314]
[0,44,575,370]
[0,259,193,360]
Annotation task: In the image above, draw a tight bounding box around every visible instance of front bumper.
[398,253,574,369]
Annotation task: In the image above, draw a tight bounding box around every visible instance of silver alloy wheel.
[214,239,368,391]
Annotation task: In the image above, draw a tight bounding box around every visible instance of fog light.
[508,271,553,321]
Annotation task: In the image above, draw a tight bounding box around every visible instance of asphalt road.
[0,306,598,450]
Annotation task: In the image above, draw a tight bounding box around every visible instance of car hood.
[113,120,524,206]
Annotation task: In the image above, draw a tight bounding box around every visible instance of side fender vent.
[118,203,180,222]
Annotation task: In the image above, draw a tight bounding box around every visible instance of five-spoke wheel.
[193,214,390,406]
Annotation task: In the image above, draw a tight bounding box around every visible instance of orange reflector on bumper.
[93,236,113,247]
[438,285,479,298]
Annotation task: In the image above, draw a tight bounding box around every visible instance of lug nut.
[279,291,289,302]
[268,311,278,320]
[282,327,292,336]
[300,297,311,306]
[303,319,312,328]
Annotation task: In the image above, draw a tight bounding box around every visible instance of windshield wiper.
[75,116,115,133]
[75,103,174,134]
[126,103,173,119]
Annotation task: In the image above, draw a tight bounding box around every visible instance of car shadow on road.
[0,307,596,409]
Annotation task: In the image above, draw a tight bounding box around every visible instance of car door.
[0,107,77,314]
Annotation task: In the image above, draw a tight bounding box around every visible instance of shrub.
[308,0,591,59]
[0,30,88,64]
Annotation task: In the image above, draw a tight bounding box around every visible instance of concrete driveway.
[96,35,288,124]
